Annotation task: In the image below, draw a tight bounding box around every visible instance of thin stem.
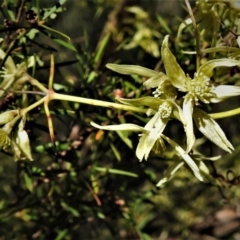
[185,0,200,69]
[209,108,240,119]
[27,75,48,92]
[20,96,46,115]
[52,92,146,114]
[44,97,55,144]
[48,54,54,90]
[0,88,46,96]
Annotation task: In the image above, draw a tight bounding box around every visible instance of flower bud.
[0,110,19,125]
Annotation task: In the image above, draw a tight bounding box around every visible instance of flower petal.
[198,59,240,78]
[161,134,204,182]
[106,64,158,77]
[211,85,240,103]
[170,100,186,125]
[91,122,147,132]
[161,35,187,90]
[117,97,164,111]
[143,73,168,88]
[156,161,184,187]
[193,108,234,152]
[136,113,168,161]
[183,95,195,152]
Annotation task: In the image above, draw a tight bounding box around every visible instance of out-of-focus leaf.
[94,33,110,64]
[110,143,122,161]
[23,172,33,192]
[116,130,133,149]
[53,38,77,51]
[94,167,138,178]
[60,201,80,217]
[55,229,68,240]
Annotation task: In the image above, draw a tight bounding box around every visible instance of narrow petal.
[193,108,234,152]
[170,100,186,125]
[199,161,217,184]
[117,97,164,111]
[161,134,204,182]
[198,59,240,78]
[183,95,195,152]
[161,35,187,91]
[143,73,168,88]
[106,64,158,77]
[211,85,240,103]
[156,161,184,187]
[91,122,146,132]
[136,114,168,161]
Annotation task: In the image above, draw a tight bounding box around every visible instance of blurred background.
[0,0,240,239]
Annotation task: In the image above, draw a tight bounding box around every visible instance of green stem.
[209,108,240,119]
[21,96,46,115]
[28,75,48,93]
[52,93,146,114]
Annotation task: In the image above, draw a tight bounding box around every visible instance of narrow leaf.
[23,172,33,192]
[53,38,77,51]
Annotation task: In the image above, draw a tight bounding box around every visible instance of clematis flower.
[92,119,213,184]
[91,96,185,161]
[161,35,240,153]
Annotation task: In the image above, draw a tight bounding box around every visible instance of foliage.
[1,0,240,239]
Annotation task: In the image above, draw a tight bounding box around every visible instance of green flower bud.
[0,110,19,125]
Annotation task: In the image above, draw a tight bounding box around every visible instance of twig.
[185,0,201,69]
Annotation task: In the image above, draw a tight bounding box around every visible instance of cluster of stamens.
[158,101,172,118]
[186,73,216,104]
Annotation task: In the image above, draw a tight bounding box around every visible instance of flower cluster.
[91,35,240,186]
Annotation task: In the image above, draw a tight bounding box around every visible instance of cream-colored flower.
[161,35,240,153]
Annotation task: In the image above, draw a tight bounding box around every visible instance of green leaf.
[106,64,158,77]
[94,33,110,64]
[161,35,187,90]
[60,201,80,217]
[42,0,67,20]
[198,59,240,78]
[23,172,33,192]
[110,143,121,161]
[94,167,138,178]
[193,108,234,153]
[157,15,171,34]
[53,38,77,51]
[55,229,68,240]
[116,130,133,149]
